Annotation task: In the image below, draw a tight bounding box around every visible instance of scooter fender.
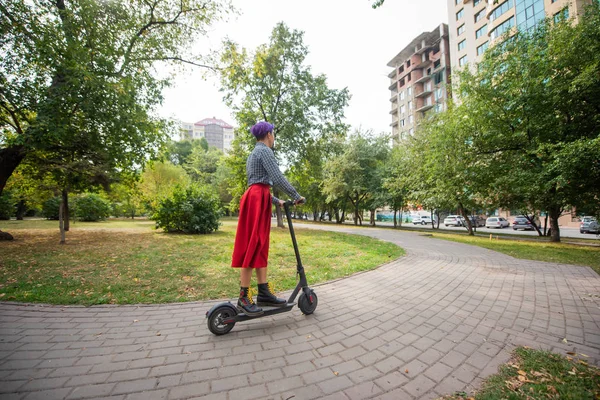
[205,302,237,319]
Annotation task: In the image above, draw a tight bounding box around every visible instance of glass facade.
[489,1,514,22]
[477,41,489,56]
[458,40,466,51]
[516,0,546,31]
[476,25,488,39]
[490,16,515,40]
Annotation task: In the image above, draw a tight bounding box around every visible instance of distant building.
[179,117,234,153]
[387,24,451,142]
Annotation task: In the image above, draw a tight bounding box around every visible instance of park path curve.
[1,223,600,400]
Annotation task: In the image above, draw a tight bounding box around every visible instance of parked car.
[444,215,464,227]
[413,215,436,225]
[512,215,540,231]
[587,220,599,234]
[580,216,598,234]
[467,215,486,227]
[486,217,510,229]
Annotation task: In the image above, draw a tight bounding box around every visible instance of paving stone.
[3,225,600,400]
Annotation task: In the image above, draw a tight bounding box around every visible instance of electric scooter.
[206,200,318,335]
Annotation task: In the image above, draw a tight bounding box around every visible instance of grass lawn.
[441,347,600,399]
[0,218,403,305]
[429,232,600,274]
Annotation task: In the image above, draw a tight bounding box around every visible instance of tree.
[0,0,232,197]
[138,161,190,212]
[456,5,600,242]
[400,105,485,235]
[163,138,209,166]
[218,22,350,227]
[322,131,389,226]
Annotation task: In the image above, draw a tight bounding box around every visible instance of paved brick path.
[1,225,599,400]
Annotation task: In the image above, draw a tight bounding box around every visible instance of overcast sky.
[158,0,448,135]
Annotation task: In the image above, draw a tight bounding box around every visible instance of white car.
[444,215,464,227]
[413,215,435,225]
[486,217,509,228]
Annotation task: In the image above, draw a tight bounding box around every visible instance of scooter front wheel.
[207,305,237,335]
[299,290,318,315]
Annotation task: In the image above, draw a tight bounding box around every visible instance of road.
[285,218,599,241]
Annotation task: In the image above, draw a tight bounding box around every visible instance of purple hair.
[250,121,274,139]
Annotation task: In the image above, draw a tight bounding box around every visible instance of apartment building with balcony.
[448,0,595,70]
[179,117,234,153]
[387,24,451,141]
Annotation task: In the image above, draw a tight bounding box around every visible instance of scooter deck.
[230,302,296,322]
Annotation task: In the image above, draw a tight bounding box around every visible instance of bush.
[74,193,112,222]
[42,197,61,220]
[0,191,13,220]
[152,185,221,234]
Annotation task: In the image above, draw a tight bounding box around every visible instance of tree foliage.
[0,0,232,196]
[454,5,600,241]
[218,22,350,224]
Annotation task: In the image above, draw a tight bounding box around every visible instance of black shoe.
[257,282,287,308]
[237,287,263,316]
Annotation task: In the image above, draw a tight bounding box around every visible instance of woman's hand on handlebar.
[295,197,305,205]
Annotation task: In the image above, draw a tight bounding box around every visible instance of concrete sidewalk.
[1,226,599,400]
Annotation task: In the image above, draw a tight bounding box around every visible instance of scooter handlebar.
[284,198,305,206]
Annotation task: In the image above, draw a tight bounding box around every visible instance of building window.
[400,119,405,127]
[434,87,444,101]
[434,71,443,85]
[489,1,513,22]
[407,73,411,82]
[399,65,404,73]
[408,115,414,124]
[458,39,466,51]
[459,55,467,66]
[408,101,413,111]
[457,24,465,36]
[407,87,412,97]
[476,25,487,39]
[400,78,405,87]
[516,0,546,31]
[554,8,569,23]
[456,8,464,20]
[490,16,515,40]
[399,91,405,101]
[477,41,489,56]
[409,128,414,135]
[407,59,411,67]
[455,0,461,4]
[474,9,485,22]
[474,0,482,5]
[400,105,406,114]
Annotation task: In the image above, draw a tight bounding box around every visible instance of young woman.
[231,121,304,316]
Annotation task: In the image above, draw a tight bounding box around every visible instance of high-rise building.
[179,117,234,153]
[448,0,594,70]
[387,24,451,141]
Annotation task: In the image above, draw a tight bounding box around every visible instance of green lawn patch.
[0,218,403,305]
[430,233,600,274]
[441,347,600,399]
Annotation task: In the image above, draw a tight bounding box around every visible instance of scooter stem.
[283,201,304,271]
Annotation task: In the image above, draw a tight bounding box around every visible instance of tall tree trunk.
[0,145,26,197]
[59,197,66,244]
[399,209,403,227]
[370,209,375,226]
[340,209,345,224]
[548,207,561,242]
[458,202,474,235]
[62,188,70,231]
[16,199,26,220]
[274,188,284,228]
[393,208,397,228]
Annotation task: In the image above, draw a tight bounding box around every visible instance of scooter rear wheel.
[298,290,318,315]
[207,305,236,335]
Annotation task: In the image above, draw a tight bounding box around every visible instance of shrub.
[74,193,112,222]
[0,191,13,220]
[42,197,61,220]
[152,185,221,234]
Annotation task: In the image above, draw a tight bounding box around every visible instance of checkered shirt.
[247,142,301,203]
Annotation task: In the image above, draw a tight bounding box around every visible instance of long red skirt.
[231,184,272,268]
